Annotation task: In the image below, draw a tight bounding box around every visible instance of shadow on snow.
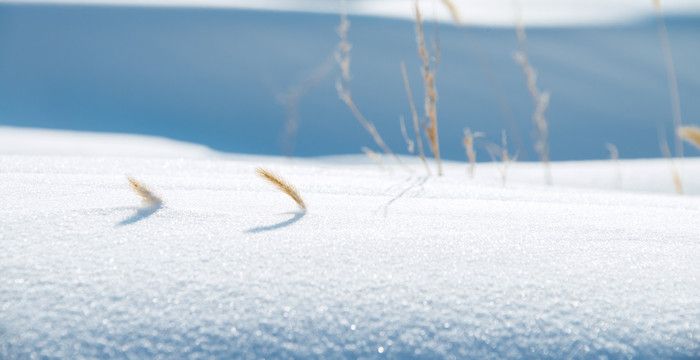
[245,211,306,234]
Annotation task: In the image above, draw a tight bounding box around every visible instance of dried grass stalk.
[400,61,431,175]
[463,129,483,179]
[514,17,552,185]
[414,1,442,176]
[335,11,405,168]
[440,0,461,24]
[677,126,700,150]
[127,177,162,206]
[256,168,306,210]
[336,12,352,83]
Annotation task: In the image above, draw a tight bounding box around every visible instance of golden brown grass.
[127,177,162,206]
[400,61,431,175]
[256,168,306,210]
[677,126,700,150]
[513,14,552,185]
[414,1,442,176]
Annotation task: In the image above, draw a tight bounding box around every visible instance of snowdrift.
[1,128,698,358]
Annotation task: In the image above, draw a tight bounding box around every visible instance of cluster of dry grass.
[332,1,450,176]
[124,169,307,227]
[317,0,691,192]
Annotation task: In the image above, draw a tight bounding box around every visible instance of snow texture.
[1,128,698,358]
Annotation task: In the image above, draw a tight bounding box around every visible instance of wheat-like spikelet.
[677,126,700,149]
[127,177,162,206]
[414,1,442,176]
[256,168,306,210]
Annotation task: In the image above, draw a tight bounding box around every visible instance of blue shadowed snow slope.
[0,4,699,160]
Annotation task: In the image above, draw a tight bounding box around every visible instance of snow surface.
[1,127,699,358]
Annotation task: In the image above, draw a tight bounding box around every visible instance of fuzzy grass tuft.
[127,177,162,206]
[256,168,307,210]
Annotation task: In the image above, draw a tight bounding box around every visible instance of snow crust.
[1,128,699,358]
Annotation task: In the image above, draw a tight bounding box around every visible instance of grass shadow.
[116,204,162,226]
[245,211,306,234]
[382,175,430,216]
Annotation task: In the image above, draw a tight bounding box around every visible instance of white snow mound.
[1,127,698,358]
